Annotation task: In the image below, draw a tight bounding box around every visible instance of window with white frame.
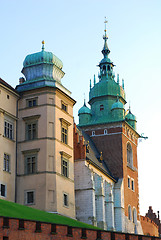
[92,131,95,136]
[4,121,13,140]
[131,179,134,191]
[25,190,35,205]
[128,176,130,188]
[104,129,107,135]
[4,154,10,172]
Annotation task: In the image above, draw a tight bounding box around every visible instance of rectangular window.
[62,102,68,112]
[4,121,13,140]
[25,191,35,205]
[4,154,10,172]
[1,184,6,197]
[26,122,37,140]
[3,217,9,228]
[19,219,25,230]
[25,155,36,174]
[62,159,68,177]
[35,222,41,232]
[63,193,68,207]
[128,177,130,188]
[62,126,68,144]
[27,98,37,108]
[131,179,134,191]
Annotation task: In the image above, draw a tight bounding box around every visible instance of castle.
[0,25,159,236]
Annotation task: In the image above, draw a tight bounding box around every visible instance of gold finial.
[42,40,45,51]
[100,152,103,161]
[104,17,108,32]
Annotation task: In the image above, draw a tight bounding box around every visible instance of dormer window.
[100,105,104,111]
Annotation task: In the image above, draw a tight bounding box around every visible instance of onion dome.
[23,43,63,70]
[78,100,91,125]
[111,97,125,120]
[78,101,91,115]
[21,41,64,83]
[111,98,124,110]
[125,107,137,130]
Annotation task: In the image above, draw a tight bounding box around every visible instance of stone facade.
[0,79,19,202]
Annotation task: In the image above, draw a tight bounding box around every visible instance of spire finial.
[117,74,120,84]
[129,101,131,113]
[42,40,45,51]
[84,93,86,106]
[94,74,96,85]
[102,17,110,57]
[104,17,108,36]
[90,79,92,90]
[122,79,124,89]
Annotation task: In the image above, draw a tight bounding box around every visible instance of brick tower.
[77,21,143,233]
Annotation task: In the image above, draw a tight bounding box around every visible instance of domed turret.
[22,41,64,83]
[125,107,137,130]
[78,100,91,125]
[111,97,125,120]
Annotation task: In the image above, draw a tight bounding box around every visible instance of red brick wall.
[141,216,159,237]
[122,129,140,219]
[73,123,86,160]
[0,217,160,240]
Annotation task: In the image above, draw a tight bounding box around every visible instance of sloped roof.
[79,129,116,182]
[0,78,18,94]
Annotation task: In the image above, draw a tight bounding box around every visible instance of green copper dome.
[78,102,91,115]
[111,99,124,110]
[23,46,63,69]
[125,111,136,121]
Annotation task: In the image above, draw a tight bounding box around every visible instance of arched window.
[127,143,133,167]
[103,65,106,71]
[133,208,137,224]
[104,129,107,135]
[128,205,132,221]
[108,65,110,71]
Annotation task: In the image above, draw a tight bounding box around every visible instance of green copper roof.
[78,101,91,115]
[125,111,136,121]
[111,98,124,110]
[23,44,63,69]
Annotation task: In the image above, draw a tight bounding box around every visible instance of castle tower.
[77,22,143,233]
[16,41,76,218]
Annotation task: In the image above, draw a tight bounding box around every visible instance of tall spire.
[102,17,110,58]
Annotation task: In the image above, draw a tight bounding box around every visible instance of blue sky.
[0,0,161,216]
